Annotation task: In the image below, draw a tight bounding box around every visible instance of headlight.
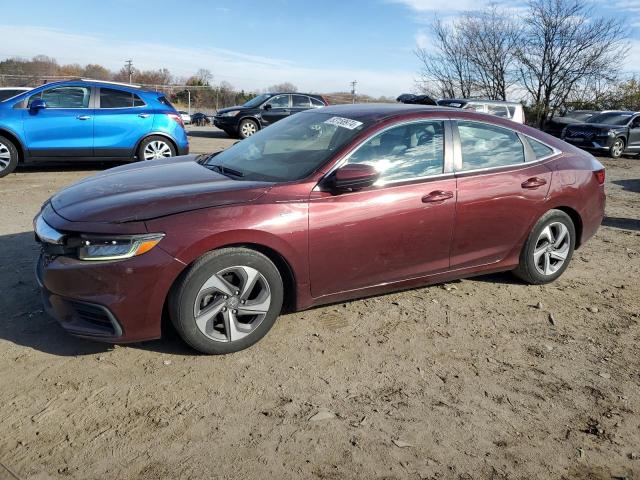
[78,233,164,261]
[607,130,616,137]
[221,111,240,117]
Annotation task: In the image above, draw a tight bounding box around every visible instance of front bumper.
[213,116,240,131]
[562,136,614,151]
[36,244,185,344]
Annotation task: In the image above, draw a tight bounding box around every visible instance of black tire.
[238,118,259,139]
[168,248,284,354]
[609,137,625,159]
[0,136,19,178]
[513,209,576,285]
[136,135,177,161]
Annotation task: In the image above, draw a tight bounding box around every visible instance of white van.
[437,99,525,124]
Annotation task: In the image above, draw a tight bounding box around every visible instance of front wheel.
[609,137,625,159]
[137,136,176,161]
[0,136,19,178]
[169,248,284,354]
[513,209,575,285]
[238,119,259,139]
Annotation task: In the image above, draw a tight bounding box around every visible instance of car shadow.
[0,231,196,357]
[15,161,126,174]
[602,216,640,231]
[613,178,640,193]
[187,129,233,140]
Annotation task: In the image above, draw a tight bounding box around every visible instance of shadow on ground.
[187,129,232,139]
[613,178,640,193]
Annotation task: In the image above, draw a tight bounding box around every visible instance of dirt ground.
[0,126,639,480]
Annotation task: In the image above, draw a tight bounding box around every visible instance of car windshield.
[565,112,594,122]
[202,111,370,182]
[242,94,271,108]
[588,112,633,125]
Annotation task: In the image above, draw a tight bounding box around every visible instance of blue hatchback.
[0,79,189,177]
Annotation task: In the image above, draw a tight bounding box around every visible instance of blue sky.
[0,0,638,97]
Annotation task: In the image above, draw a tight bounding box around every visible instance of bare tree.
[266,82,298,92]
[415,18,475,98]
[517,0,628,127]
[460,6,521,100]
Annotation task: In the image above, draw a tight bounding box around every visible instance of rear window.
[311,97,325,107]
[158,95,175,109]
[527,137,554,159]
[100,88,145,108]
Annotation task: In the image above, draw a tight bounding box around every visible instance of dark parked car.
[396,93,437,105]
[214,93,328,139]
[543,110,599,138]
[191,112,211,126]
[561,111,640,158]
[35,104,605,354]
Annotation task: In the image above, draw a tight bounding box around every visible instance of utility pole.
[350,80,358,104]
[125,59,133,84]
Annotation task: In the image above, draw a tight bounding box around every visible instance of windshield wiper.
[208,164,244,178]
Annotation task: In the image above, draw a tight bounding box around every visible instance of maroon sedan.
[34,104,605,354]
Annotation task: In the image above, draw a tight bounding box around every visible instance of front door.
[22,85,94,157]
[309,120,457,298]
[450,120,553,269]
[260,94,291,126]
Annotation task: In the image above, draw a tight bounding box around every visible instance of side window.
[292,95,311,108]
[487,104,509,118]
[310,97,325,107]
[463,102,485,113]
[527,137,554,159]
[29,86,90,108]
[100,88,145,108]
[266,95,290,108]
[348,121,445,183]
[457,121,525,171]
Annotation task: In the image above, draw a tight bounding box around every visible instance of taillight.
[167,113,185,128]
[594,169,605,185]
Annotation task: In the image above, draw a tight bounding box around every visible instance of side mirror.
[29,98,47,112]
[263,103,272,111]
[326,164,379,191]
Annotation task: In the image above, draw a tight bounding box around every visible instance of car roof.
[311,103,454,122]
[265,92,323,98]
[439,98,521,106]
[28,79,157,94]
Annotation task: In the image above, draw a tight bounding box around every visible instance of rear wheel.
[169,248,284,354]
[513,209,575,285]
[238,119,259,139]
[609,137,625,159]
[0,136,18,178]
[137,136,176,161]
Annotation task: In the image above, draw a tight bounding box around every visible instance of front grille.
[565,127,598,139]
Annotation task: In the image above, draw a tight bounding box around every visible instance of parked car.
[34,104,605,354]
[561,111,640,158]
[214,93,328,139]
[543,110,599,138]
[437,98,525,123]
[397,93,437,105]
[178,110,192,125]
[191,112,212,126]
[0,79,188,178]
[0,87,31,102]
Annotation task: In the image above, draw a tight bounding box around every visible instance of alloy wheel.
[193,265,271,342]
[533,222,570,276]
[0,142,11,172]
[612,139,624,158]
[240,121,257,137]
[143,140,173,160]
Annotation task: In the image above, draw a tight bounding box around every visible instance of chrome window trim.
[320,118,454,188]
[452,119,562,174]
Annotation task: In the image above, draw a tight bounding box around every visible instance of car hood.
[216,105,250,115]
[568,122,625,130]
[50,155,273,223]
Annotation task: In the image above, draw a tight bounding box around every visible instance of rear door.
[308,119,457,297]
[261,94,291,125]
[22,85,94,157]
[450,120,553,269]
[93,87,152,158]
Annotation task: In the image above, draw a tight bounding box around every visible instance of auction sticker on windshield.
[324,116,363,130]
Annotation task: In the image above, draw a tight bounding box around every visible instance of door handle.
[76,115,91,120]
[422,190,454,203]
[138,113,150,118]
[521,177,547,189]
